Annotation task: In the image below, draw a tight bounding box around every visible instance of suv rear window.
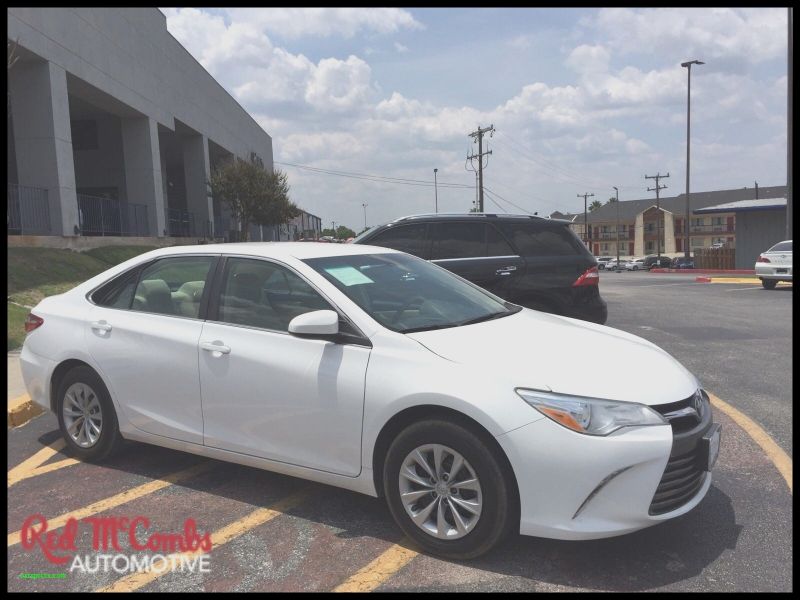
[498,222,584,257]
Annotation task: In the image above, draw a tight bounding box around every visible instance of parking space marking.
[7,461,213,547]
[332,540,418,593]
[97,488,312,592]
[709,391,792,493]
[7,438,79,487]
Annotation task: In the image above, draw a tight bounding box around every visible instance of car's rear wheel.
[633,266,639,271]
[56,366,122,461]
[761,278,778,290]
[383,419,515,559]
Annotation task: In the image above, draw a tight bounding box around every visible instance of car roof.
[385,213,549,224]
[139,242,400,261]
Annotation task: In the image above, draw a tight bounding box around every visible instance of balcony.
[594,231,632,240]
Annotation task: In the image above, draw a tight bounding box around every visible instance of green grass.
[7,245,158,350]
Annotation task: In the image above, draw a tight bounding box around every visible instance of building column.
[182,134,213,237]
[9,60,79,236]
[122,116,166,237]
[634,212,644,256]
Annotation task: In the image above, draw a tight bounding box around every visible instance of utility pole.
[467,124,494,212]
[578,192,595,251]
[788,6,793,239]
[433,168,439,213]
[331,221,336,240]
[681,59,704,260]
[755,181,759,201]
[613,187,620,269]
[645,172,670,264]
[362,203,367,231]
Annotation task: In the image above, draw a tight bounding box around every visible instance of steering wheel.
[391,295,427,324]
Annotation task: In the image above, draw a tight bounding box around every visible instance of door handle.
[90,321,112,332]
[200,341,231,355]
[495,266,517,276]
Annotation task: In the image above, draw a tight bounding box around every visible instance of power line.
[483,186,534,215]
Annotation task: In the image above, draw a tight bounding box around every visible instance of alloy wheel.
[62,382,103,448]
[398,444,483,540]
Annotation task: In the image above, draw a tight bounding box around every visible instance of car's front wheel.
[383,419,516,560]
[633,265,639,271]
[56,366,123,461]
[761,278,778,290]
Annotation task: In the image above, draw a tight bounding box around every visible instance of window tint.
[91,267,142,309]
[486,224,515,257]
[430,222,486,260]
[369,224,429,257]
[498,222,583,257]
[769,241,792,252]
[217,258,331,332]
[131,256,215,318]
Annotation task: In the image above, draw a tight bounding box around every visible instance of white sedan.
[755,240,792,289]
[624,258,647,271]
[20,242,720,558]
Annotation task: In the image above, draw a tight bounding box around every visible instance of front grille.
[651,392,702,434]
[649,446,706,515]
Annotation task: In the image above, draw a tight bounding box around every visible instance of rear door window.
[368,224,429,258]
[131,256,216,318]
[498,222,584,257]
[486,224,516,257]
[430,222,487,260]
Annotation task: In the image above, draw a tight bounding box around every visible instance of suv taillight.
[757,255,771,263]
[24,313,44,333]
[573,266,599,286]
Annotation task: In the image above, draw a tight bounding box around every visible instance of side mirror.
[288,310,339,338]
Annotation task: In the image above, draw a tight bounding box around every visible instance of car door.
[429,221,524,298]
[198,255,370,477]
[85,254,218,444]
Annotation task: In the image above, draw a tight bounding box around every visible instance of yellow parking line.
[7,461,213,547]
[708,392,792,494]
[332,539,418,593]
[7,438,79,487]
[97,488,311,592]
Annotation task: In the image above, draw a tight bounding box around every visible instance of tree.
[321,225,356,239]
[606,196,617,204]
[208,159,299,241]
[589,199,603,212]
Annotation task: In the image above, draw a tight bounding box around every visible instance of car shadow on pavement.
[27,429,742,592]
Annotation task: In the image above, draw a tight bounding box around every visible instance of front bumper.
[496,396,716,540]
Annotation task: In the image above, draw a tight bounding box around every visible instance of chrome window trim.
[431,255,521,263]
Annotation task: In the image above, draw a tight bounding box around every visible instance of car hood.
[406,309,698,406]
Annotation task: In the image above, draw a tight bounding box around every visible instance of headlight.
[516,388,667,436]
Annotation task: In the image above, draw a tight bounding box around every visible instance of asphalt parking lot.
[7,272,793,592]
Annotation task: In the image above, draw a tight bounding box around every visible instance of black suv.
[353,213,608,324]
[642,255,672,270]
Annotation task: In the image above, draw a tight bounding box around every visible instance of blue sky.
[162,7,789,230]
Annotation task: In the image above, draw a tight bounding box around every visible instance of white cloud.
[304,56,377,113]
[223,7,422,39]
[394,42,409,54]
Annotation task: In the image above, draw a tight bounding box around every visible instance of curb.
[7,394,44,428]
[695,276,712,283]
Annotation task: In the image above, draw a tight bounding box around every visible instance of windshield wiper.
[456,311,512,327]
[399,323,457,334]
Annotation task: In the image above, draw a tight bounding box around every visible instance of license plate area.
[701,424,722,471]
[776,268,788,274]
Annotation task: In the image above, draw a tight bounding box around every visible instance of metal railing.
[595,231,632,240]
[167,208,196,237]
[78,194,150,237]
[8,183,51,235]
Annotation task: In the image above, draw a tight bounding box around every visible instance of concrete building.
[551,185,786,259]
[695,198,788,269]
[7,7,276,246]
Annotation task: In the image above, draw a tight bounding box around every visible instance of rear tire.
[383,419,515,560]
[761,278,778,289]
[56,366,122,461]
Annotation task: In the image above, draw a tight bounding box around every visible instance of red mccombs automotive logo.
[19,513,213,575]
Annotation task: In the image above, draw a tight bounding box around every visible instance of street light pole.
[362,203,367,231]
[681,59,704,260]
[613,186,620,270]
[434,168,439,213]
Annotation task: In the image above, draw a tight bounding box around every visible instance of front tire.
[56,366,122,461]
[383,419,515,560]
[761,278,778,289]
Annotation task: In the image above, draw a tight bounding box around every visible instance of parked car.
[755,240,792,289]
[604,259,623,271]
[673,257,695,269]
[595,256,614,270]
[353,214,608,324]
[642,255,672,270]
[624,258,647,271]
[20,242,720,559]
[710,242,726,249]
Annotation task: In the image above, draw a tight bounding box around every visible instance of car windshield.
[304,253,521,333]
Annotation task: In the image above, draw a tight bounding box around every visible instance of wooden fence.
[694,247,735,270]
